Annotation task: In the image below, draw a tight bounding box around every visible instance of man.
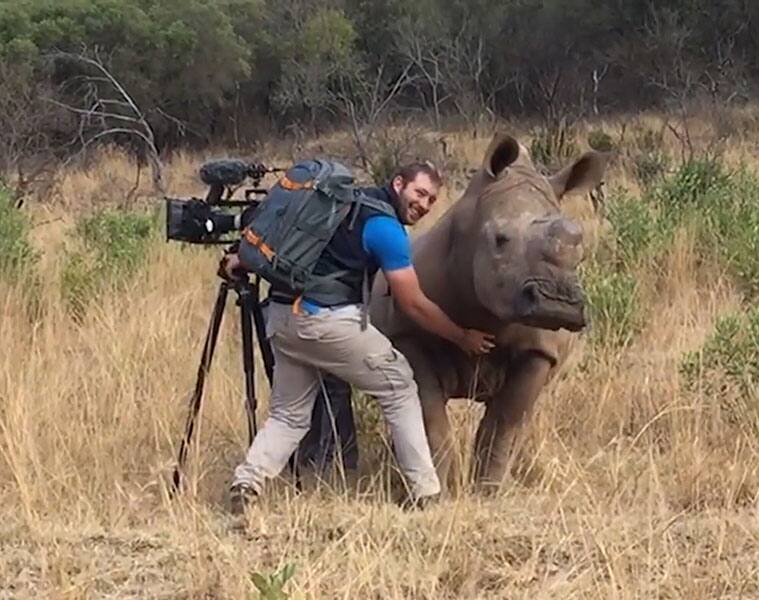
[223,162,495,513]
[297,372,358,473]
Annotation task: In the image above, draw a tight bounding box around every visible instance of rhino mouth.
[515,277,586,332]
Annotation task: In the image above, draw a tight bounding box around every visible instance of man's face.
[392,172,440,225]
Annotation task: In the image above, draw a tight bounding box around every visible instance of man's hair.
[393,161,443,187]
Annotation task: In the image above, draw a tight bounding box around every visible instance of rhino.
[368,132,609,492]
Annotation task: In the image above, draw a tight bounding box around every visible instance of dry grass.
[2,116,759,599]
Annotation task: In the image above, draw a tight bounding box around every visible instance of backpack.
[237,159,396,310]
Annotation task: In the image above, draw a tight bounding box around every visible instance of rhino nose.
[544,218,583,267]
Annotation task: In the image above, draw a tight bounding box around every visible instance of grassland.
[1,111,758,598]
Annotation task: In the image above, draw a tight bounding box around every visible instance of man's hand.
[384,266,495,356]
[219,252,244,280]
[457,328,497,356]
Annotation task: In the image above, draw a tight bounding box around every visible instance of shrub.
[581,260,641,348]
[0,185,37,282]
[587,128,615,152]
[250,563,297,600]
[529,119,578,172]
[77,209,156,275]
[680,308,759,430]
[365,125,441,185]
[703,168,759,298]
[715,207,759,298]
[61,208,158,318]
[602,190,661,269]
[633,152,670,188]
[653,157,732,218]
[630,127,670,188]
[645,159,759,298]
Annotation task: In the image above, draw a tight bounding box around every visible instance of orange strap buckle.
[279,176,313,191]
[243,228,275,261]
[292,294,304,315]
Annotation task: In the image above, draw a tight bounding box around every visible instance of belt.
[268,293,357,309]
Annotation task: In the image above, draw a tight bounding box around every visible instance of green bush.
[0,186,37,282]
[653,157,732,218]
[77,209,156,275]
[587,128,615,152]
[680,308,759,430]
[644,159,759,298]
[630,127,670,188]
[581,261,641,348]
[61,208,158,318]
[602,190,661,269]
[704,168,759,298]
[715,208,759,298]
[633,152,670,188]
[250,563,297,600]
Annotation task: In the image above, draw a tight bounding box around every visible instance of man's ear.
[391,174,404,195]
[549,151,611,200]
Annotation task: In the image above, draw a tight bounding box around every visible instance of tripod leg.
[238,284,258,445]
[251,295,274,384]
[171,280,229,494]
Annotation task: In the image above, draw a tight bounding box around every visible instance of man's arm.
[384,266,495,355]
[363,215,495,355]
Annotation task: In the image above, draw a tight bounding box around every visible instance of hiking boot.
[229,482,258,515]
[400,493,440,511]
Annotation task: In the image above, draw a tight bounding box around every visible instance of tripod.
[170,273,300,495]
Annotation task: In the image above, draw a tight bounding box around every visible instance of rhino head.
[458,133,609,332]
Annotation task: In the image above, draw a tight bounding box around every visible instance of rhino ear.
[549,151,610,200]
[483,133,520,179]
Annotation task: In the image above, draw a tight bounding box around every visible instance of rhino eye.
[494,233,509,248]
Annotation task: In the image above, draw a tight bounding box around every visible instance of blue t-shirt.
[361,215,412,271]
[300,215,410,314]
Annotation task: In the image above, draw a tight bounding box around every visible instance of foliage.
[580,260,641,349]
[61,208,158,318]
[0,185,37,282]
[601,190,661,270]
[680,308,759,430]
[648,158,759,298]
[653,156,732,218]
[270,7,360,125]
[250,563,297,600]
[529,119,578,173]
[587,129,615,152]
[681,308,759,394]
[584,156,759,349]
[2,0,757,157]
[0,0,262,147]
[630,127,670,188]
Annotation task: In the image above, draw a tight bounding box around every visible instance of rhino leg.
[394,339,459,495]
[473,352,552,489]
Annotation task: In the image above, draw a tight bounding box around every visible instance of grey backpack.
[238,159,395,307]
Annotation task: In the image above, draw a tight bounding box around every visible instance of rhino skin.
[369,132,610,493]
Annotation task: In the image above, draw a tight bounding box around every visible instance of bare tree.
[591,63,609,116]
[46,48,166,195]
[393,20,449,130]
[332,60,416,176]
[272,57,345,135]
[0,63,63,206]
[438,21,510,136]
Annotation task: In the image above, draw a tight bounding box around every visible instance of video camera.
[165,158,284,245]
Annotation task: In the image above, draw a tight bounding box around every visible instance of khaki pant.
[232,302,441,499]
